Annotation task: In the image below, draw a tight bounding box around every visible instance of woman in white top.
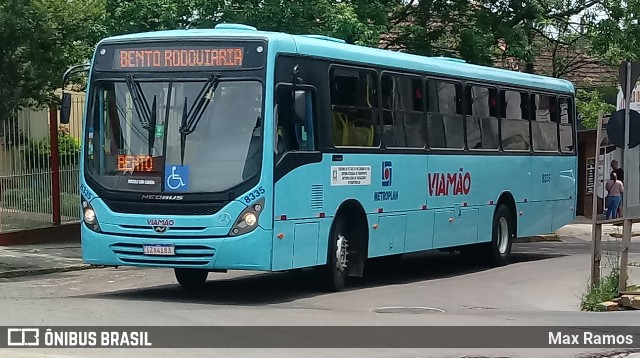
[605,172,624,219]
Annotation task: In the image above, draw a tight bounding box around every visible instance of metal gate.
[0,96,83,233]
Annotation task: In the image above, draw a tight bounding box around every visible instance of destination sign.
[117,155,154,172]
[116,47,244,69]
[93,41,267,72]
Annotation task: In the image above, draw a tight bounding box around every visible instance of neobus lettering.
[428,170,471,196]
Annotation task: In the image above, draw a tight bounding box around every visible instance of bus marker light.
[524,198,528,203]
[373,224,379,230]
[448,218,454,222]
[280,215,287,221]
[489,200,494,205]
[519,211,524,216]
[421,205,427,210]
[377,208,383,213]
[277,233,284,239]
[318,213,325,218]
[254,204,262,212]
[463,202,468,207]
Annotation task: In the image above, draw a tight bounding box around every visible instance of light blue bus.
[75,24,577,291]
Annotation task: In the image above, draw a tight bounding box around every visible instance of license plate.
[143,244,175,256]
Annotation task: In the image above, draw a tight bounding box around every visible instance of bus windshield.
[85,78,263,193]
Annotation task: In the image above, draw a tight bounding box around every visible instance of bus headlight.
[243,213,257,227]
[82,196,101,232]
[84,208,96,224]
[229,198,264,236]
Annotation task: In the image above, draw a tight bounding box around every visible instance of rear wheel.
[481,204,513,267]
[174,268,208,289]
[322,215,349,292]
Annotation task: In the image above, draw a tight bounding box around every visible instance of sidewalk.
[0,243,88,278]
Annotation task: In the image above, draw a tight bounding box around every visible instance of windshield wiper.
[125,74,157,156]
[148,95,157,156]
[178,74,220,165]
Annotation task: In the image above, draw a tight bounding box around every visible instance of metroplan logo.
[382,161,392,187]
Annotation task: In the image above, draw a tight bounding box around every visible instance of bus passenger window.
[531,94,559,152]
[381,74,425,148]
[466,85,499,150]
[274,87,315,161]
[559,97,574,153]
[330,67,378,147]
[500,90,530,151]
[426,80,464,149]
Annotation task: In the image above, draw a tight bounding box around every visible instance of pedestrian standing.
[611,160,624,217]
[605,172,624,220]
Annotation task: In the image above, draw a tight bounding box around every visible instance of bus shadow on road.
[79,246,566,306]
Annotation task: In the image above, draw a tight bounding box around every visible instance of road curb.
[0,223,80,246]
[514,234,561,243]
[0,264,94,279]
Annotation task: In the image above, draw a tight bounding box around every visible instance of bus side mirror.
[60,93,71,124]
[293,90,307,125]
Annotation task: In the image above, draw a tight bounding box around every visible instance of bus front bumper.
[80,224,272,271]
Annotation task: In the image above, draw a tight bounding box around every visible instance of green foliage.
[0,189,79,218]
[589,0,640,64]
[580,268,620,311]
[2,0,639,122]
[0,0,104,120]
[576,89,616,129]
[23,132,81,170]
[105,0,391,47]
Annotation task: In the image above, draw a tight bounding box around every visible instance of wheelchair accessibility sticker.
[165,165,189,192]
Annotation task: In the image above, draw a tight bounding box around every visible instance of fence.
[0,94,84,233]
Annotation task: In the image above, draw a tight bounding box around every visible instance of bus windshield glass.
[85,78,263,193]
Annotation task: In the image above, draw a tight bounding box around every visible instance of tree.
[0,0,103,122]
[105,0,393,47]
[466,1,602,73]
[589,0,640,64]
[576,88,616,129]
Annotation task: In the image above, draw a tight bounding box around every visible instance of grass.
[580,270,620,311]
[580,268,620,311]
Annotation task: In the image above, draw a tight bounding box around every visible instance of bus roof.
[100,24,575,94]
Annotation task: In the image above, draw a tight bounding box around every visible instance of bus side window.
[500,90,530,151]
[427,80,464,149]
[531,93,559,152]
[275,87,315,160]
[330,67,378,147]
[559,97,574,153]
[381,73,425,148]
[466,85,499,150]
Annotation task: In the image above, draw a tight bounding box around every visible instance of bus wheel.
[323,216,348,292]
[484,204,513,267]
[174,268,208,288]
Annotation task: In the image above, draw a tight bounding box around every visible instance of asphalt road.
[1,236,640,358]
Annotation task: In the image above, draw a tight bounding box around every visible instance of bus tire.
[322,215,348,292]
[483,204,513,267]
[174,268,208,288]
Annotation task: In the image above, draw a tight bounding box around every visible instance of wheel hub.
[336,233,348,271]
[497,217,509,254]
